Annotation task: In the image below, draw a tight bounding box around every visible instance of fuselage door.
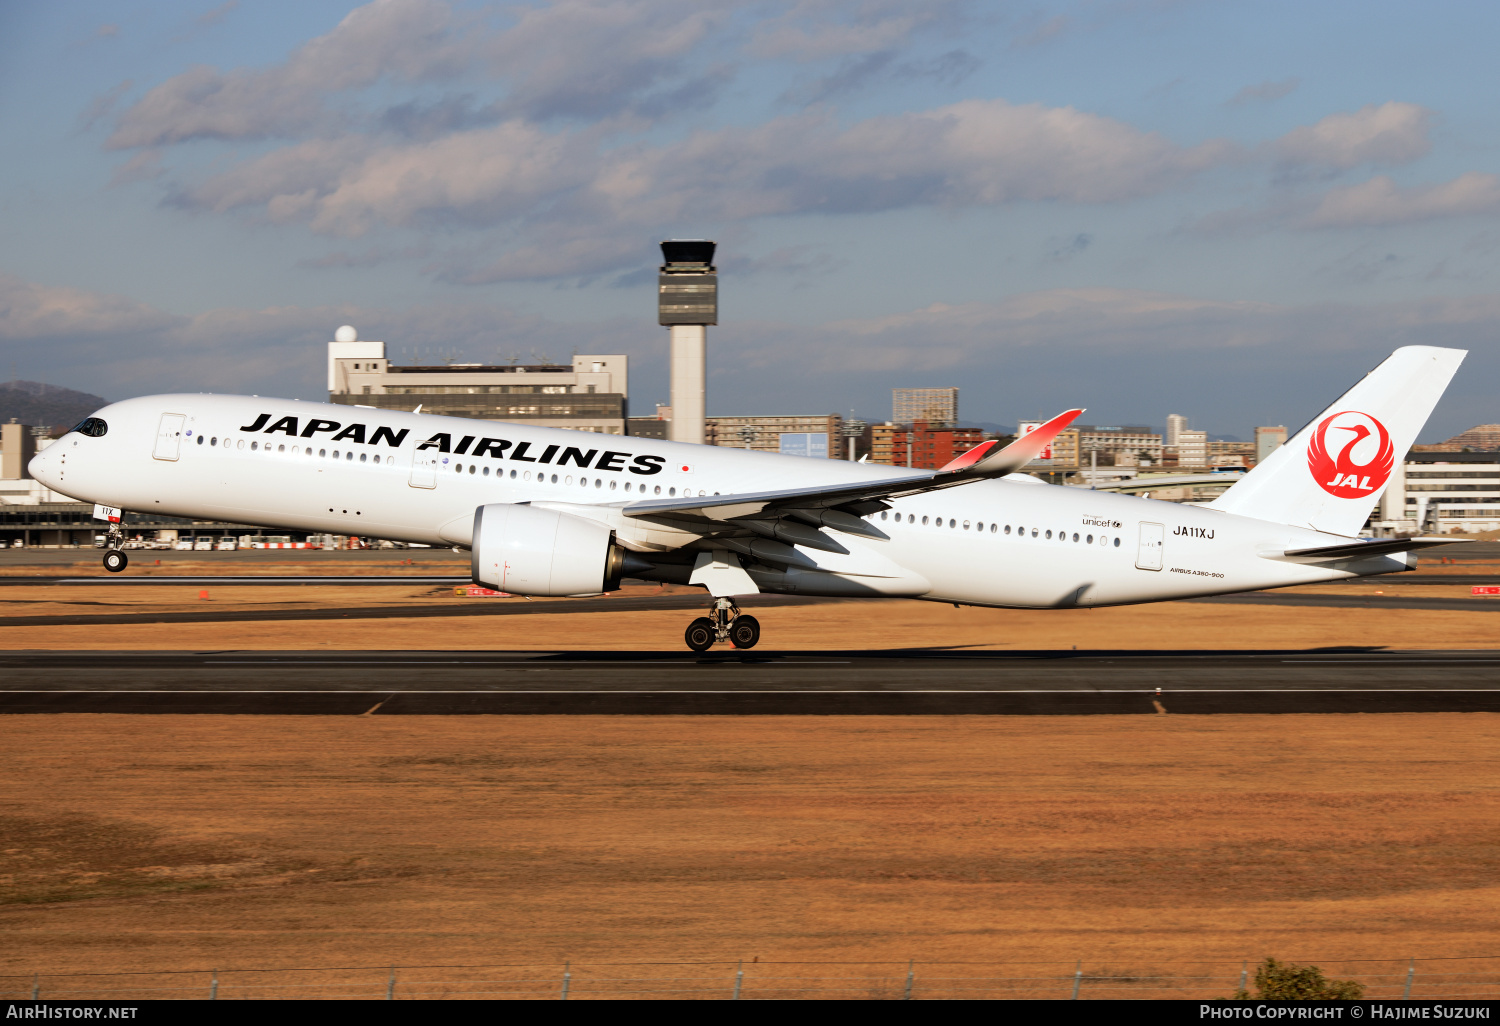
[1135,521,1164,571]
[152,413,186,461]
[409,448,439,489]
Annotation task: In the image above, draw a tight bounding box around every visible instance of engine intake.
[470,503,642,596]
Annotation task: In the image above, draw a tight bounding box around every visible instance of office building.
[1165,414,1187,448]
[871,421,986,469]
[1208,440,1256,468]
[1255,425,1287,464]
[1175,428,1209,468]
[328,327,629,434]
[704,414,843,457]
[893,388,958,427]
[1,420,37,481]
[1076,426,1163,467]
[1376,451,1500,534]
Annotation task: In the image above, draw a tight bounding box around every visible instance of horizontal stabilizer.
[1261,537,1466,564]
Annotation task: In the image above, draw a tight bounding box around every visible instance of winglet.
[937,439,1000,473]
[938,409,1084,479]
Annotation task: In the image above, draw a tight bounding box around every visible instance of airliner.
[29,346,1464,651]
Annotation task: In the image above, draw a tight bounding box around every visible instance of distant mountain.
[0,381,108,434]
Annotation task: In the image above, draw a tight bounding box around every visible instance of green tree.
[1232,958,1364,1000]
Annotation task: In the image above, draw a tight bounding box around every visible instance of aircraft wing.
[619,409,1082,552]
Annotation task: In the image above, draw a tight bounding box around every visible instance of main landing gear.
[684,597,760,653]
[101,520,127,573]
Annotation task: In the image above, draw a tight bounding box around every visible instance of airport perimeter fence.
[5,955,1500,1000]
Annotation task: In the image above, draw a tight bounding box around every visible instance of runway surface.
[3,576,1500,627]
[4,648,1499,714]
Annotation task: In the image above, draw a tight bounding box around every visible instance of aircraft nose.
[28,448,58,487]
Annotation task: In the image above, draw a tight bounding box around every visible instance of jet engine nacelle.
[470,503,634,596]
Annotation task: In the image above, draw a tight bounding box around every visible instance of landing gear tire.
[685,617,715,653]
[729,615,761,650]
[103,550,128,573]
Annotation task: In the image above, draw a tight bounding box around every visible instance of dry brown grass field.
[4,552,1500,996]
[3,714,1500,990]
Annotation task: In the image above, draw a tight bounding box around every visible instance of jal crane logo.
[1306,411,1394,499]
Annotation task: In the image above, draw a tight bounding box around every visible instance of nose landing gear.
[101,519,127,573]
[683,597,761,652]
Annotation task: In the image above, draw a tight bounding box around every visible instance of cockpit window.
[71,418,108,437]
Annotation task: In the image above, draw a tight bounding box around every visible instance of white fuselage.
[30,394,1405,608]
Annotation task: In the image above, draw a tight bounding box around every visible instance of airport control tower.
[658,240,717,445]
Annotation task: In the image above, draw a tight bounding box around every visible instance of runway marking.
[8,688,1500,695]
[1281,659,1500,664]
[203,659,853,666]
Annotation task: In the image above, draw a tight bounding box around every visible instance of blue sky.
[3,0,1500,439]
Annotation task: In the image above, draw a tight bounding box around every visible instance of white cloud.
[1228,77,1299,105]
[1307,172,1500,227]
[483,0,732,120]
[108,0,470,147]
[109,0,736,149]
[748,0,968,59]
[0,274,181,340]
[1274,101,1433,170]
[177,98,1237,268]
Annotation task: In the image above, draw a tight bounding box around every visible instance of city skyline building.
[1076,425,1164,467]
[893,388,958,428]
[1165,414,1187,448]
[870,420,986,469]
[704,414,844,458]
[327,327,629,434]
[1256,425,1288,464]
